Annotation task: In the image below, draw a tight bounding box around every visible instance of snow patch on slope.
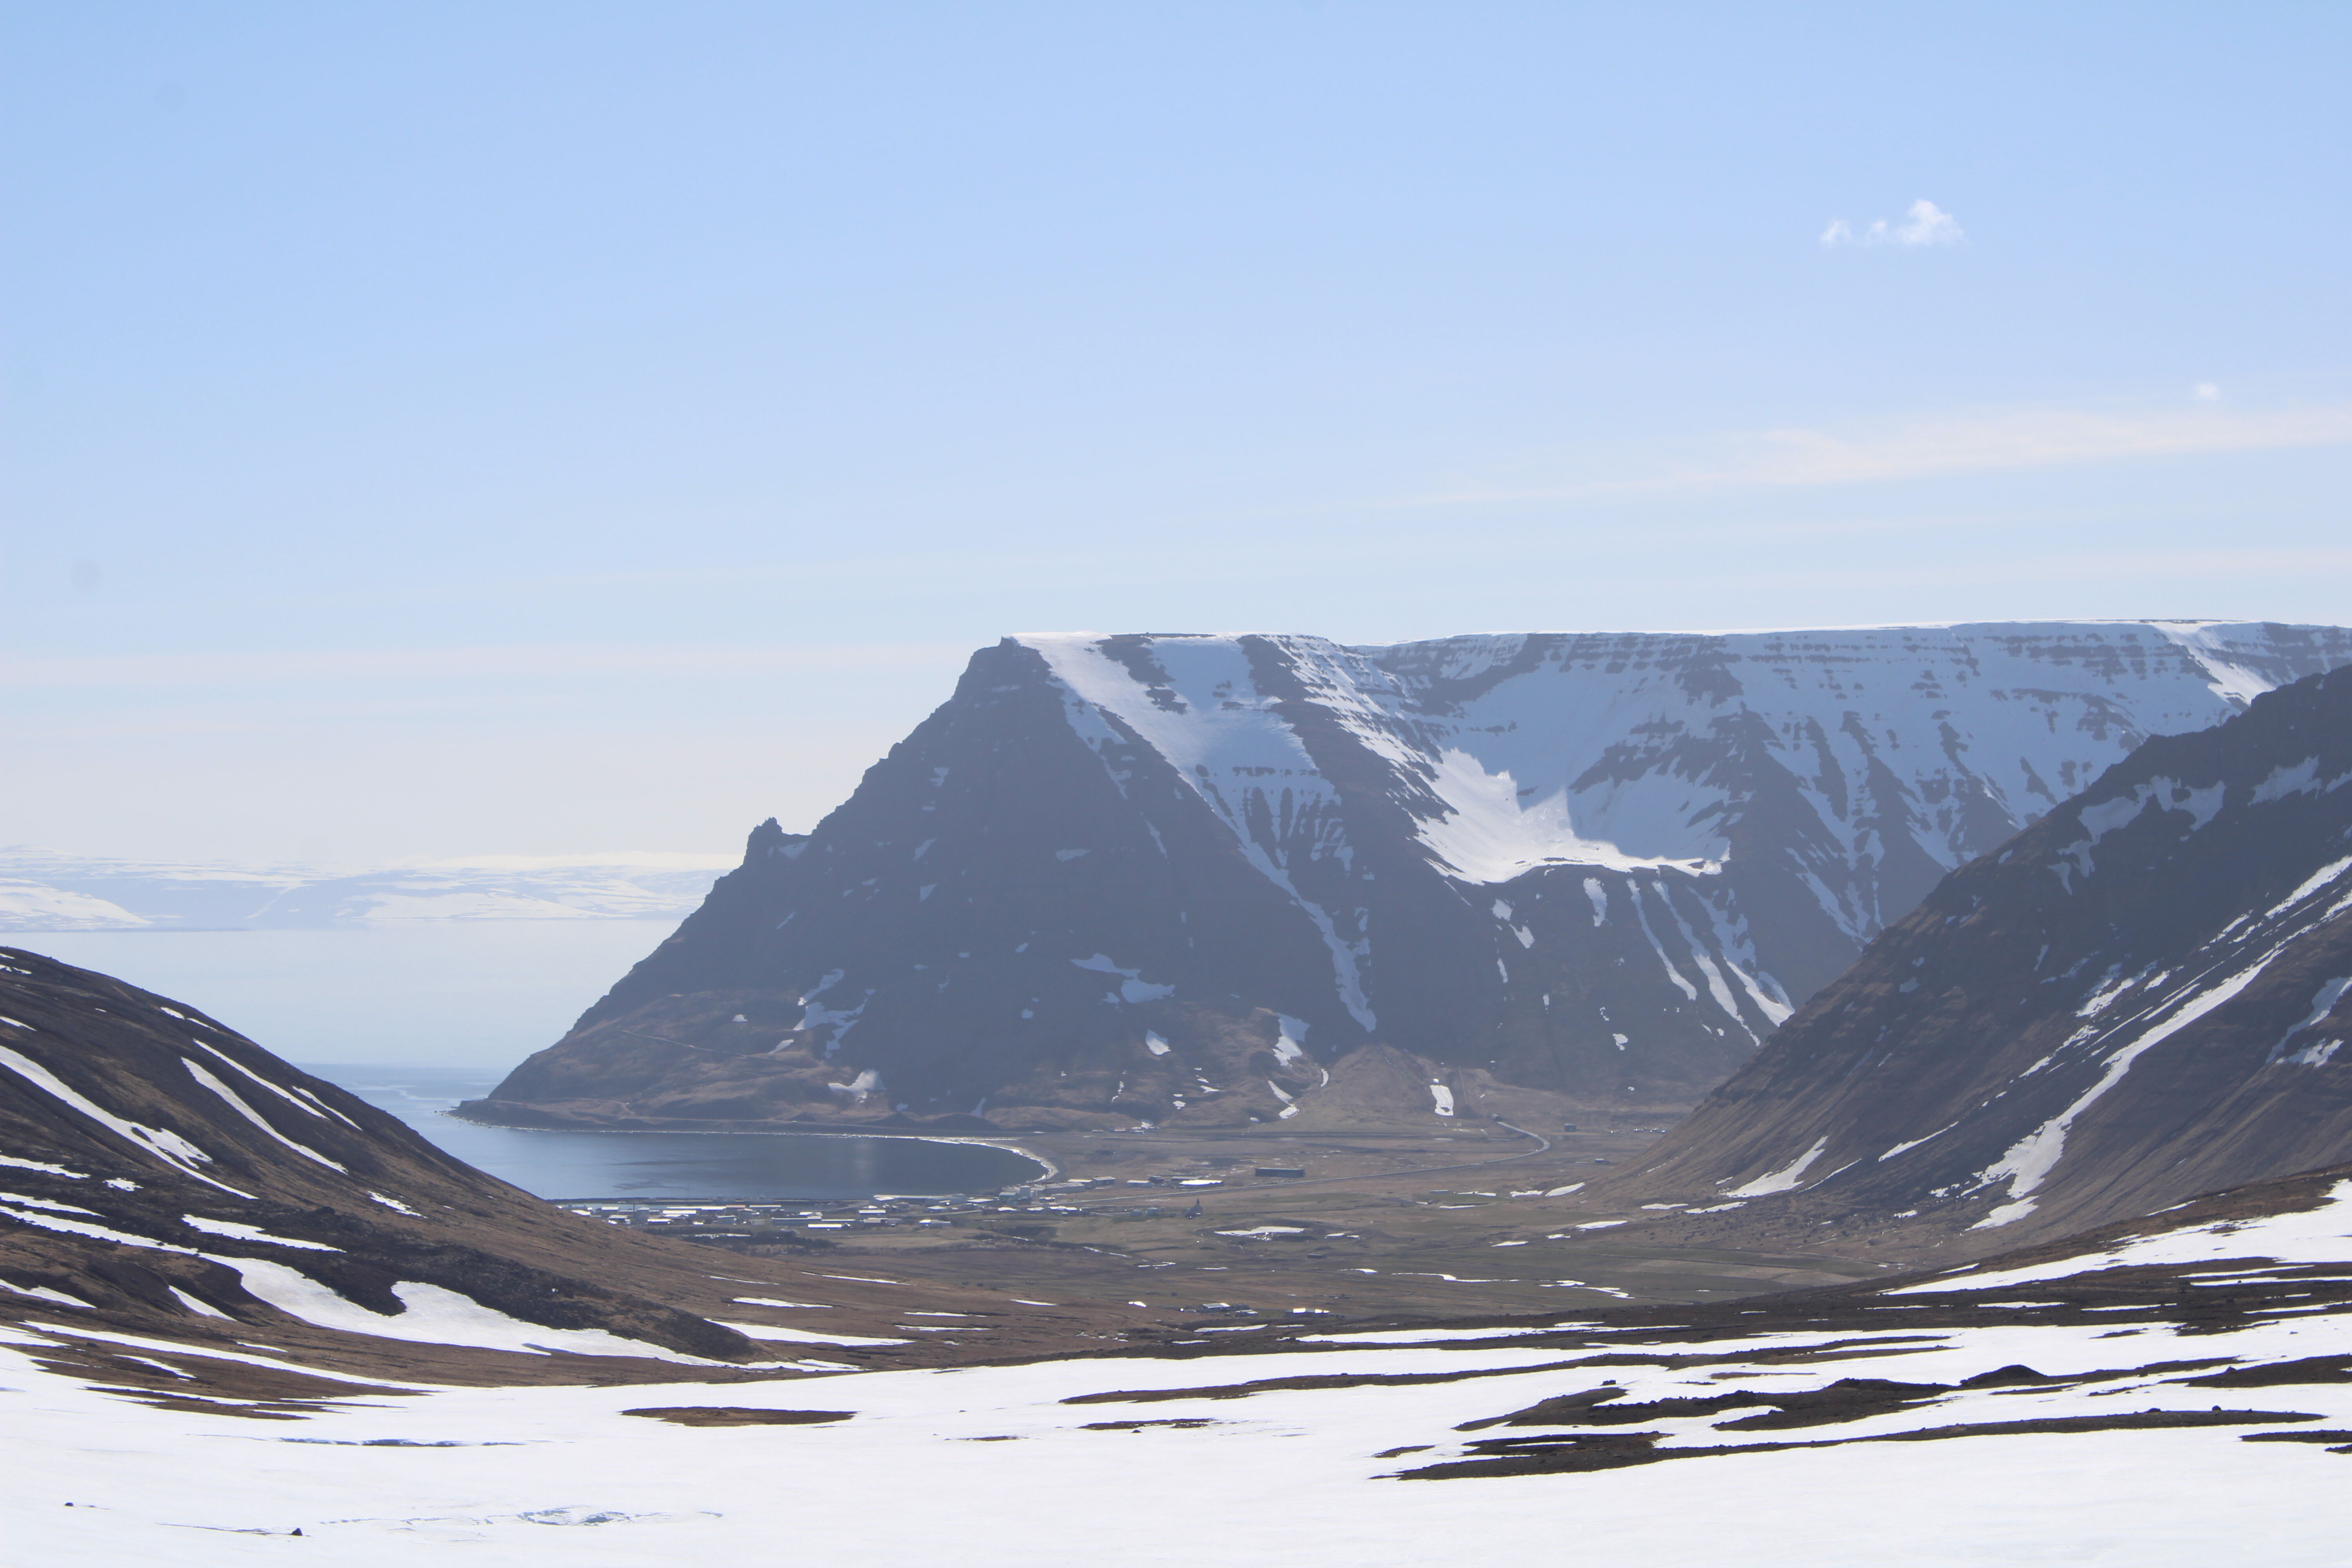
[1970,956,2280,1227]
[1726,1136,1831,1197]
[1070,954,1177,1004]
[2053,778,2227,891]
[1025,635,1376,1028]
[0,1044,252,1198]
[1906,1178,2352,1293]
[221,1256,748,1361]
[716,1320,910,1347]
[1415,750,1714,882]
[2269,978,2352,1067]
[180,1215,341,1251]
[180,1061,347,1173]
[2153,619,2288,707]
[183,1037,361,1129]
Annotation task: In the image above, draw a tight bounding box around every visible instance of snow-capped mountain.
[1604,664,2352,1253]
[0,849,731,931]
[487,621,2352,1130]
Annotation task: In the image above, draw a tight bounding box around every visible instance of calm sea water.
[306,1064,1046,1201]
[14,926,1044,1202]
[17,923,677,1067]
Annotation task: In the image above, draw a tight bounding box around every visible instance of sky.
[5,0,2350,867]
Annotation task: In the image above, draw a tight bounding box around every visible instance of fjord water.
[15,922,679,1068]
[15,925,1044,1200]
[310,1065,1046,1201]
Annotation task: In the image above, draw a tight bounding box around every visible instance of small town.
[561,1171,1274,1236]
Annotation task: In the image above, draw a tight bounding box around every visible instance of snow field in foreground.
[1896,1177,2352,1294]
[9,1308,2352,1567]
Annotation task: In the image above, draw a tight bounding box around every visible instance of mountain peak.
[477,621,2352,1132]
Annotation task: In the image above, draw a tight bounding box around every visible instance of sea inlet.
[309,1063,1047,1202]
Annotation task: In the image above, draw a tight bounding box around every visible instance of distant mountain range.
[1606,663,2352,1254]
[0,849,733,931]
[476,620,2352,1131]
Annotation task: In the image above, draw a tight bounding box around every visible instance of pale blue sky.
[5,2,2349,863]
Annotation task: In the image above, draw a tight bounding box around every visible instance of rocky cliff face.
[480,621,2352,1131]
[1603,666,2352,1254]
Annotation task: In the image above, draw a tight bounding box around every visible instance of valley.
[620,1117,1885,1323]
[16,3,2348,1554]
[12,630,2352,1565]
[18,1003,2352,1566]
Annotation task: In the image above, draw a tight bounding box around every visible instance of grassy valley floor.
[670,1118,1888,1329]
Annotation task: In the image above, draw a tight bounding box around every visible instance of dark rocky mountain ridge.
[472,621,2352,1132]
[1597,665,2352,1256]
[0,949,1119,1388]
[0,947,766,1363]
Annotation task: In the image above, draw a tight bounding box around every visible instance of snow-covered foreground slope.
[0,849,730,931]
[19,945,2352,1565]
[495,620,2352,1130]
[14,1162,2352,1566]
[1603,664,2352,1254]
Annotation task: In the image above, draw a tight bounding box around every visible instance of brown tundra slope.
[0,948,1140,1398]
[1595,665,2352,1259]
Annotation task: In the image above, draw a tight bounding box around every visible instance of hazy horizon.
[7,3,2348,867]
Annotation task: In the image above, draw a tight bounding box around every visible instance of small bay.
[307,1063,1047,1201]
[15,925,1048,1201]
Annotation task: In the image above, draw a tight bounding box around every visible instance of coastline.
[439,1104,1058,1182]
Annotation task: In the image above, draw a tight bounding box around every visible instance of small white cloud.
[1889,199,1963,245]
[1818,199,1963,249]
[2195,383,2221,402]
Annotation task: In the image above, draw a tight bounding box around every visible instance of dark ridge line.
[1396,1408,2327,1480]
[622,1407,855,1426]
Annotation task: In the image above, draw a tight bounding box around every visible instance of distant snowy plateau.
[501,621,2352,1126]
[0,849,731,931]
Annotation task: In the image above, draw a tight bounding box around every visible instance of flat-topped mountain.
[1601,665,2352,1255]
[475,621,2352,1132]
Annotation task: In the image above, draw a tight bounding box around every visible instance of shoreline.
[433,1107,1058,1183]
